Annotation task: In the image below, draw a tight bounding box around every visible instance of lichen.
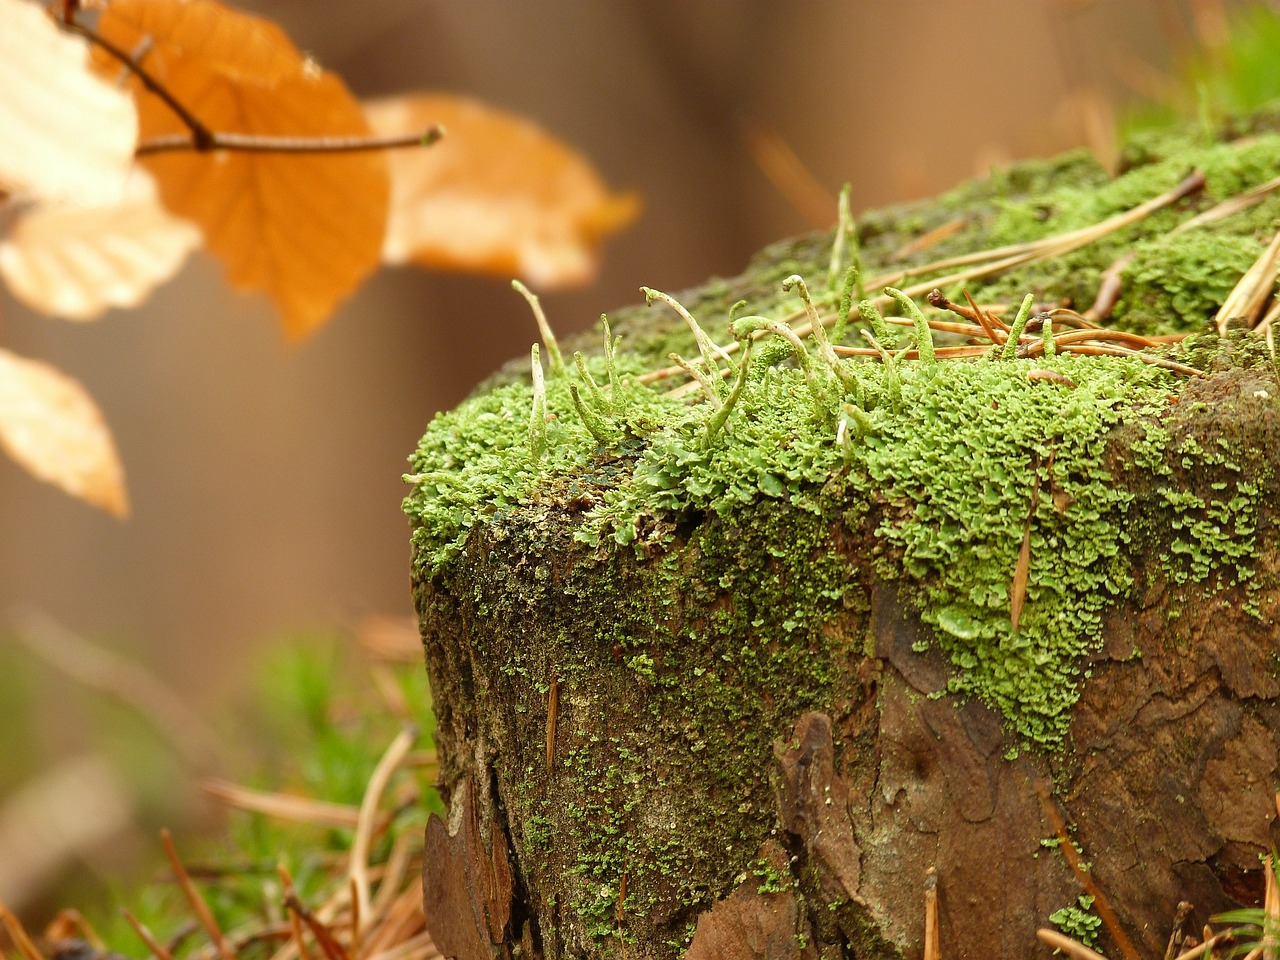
[1050,895,1103,947]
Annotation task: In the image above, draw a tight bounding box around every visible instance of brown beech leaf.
[0,350,128,517]
[97,0,389,339]
[0,169,202,320]
[0,0,137,204]
[366,94,639,288]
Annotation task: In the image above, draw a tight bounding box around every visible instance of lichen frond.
[601,315,626,414]
[569,382,617,445]
[642,287,734,378]
[573,351,606,406]
[784,274,848,387]
[669,353,722,409]
[834,265,859,346]
[705,340,753,446]
[513,279,564,377]
[1001,294,1037,361]
[884,287,936,365]
[827,183,861,295]
[529,343,547,461]
[857,298,892,345]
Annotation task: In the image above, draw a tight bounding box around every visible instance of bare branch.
[61,17,444,158]
[136,127,444,157]
[61,19,215,149]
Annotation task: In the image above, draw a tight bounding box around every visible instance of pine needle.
[350,727,417,927]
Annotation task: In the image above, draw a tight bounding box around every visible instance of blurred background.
[0,0,1266,921]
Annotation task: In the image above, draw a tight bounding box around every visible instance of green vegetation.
[1050,895,1102,947]
[70,633,439,960]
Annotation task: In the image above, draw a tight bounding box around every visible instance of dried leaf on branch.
[0,0,137,204]
[0,349,128,517]
[367,93,639,288]
[97,0,390,338]
[0,169,201,320]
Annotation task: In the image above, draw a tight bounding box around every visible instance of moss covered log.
[406,114,1280,960]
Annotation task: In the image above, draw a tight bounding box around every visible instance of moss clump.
[407,115,1280,751]
[408,305,1186,750]
[1118,231,1264,334]
[891,131,1280,334]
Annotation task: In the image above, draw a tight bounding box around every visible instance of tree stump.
[406,115,1280,960]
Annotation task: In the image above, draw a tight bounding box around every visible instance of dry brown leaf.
[366,94,638,288]
[98,0,389,339]
[0,349,128,516]
[0,0,137,204]
[0,169,201,320]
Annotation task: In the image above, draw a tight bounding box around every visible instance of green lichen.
[408,301,1188,750]
[1050,895,1103,947]
[917,132,1280,333]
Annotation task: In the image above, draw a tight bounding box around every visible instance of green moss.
[1119,232,1264,333]
[409,321,1183,750]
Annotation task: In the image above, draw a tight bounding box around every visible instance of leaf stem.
[135,128,444,156]
[63,18,444,157]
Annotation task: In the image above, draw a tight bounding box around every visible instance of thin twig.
[62,19,215,148]
[63,18,442,157]
[137,128,443,156]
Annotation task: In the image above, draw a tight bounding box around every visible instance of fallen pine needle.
[1038,929,1110,960]
[122,909,175,960]
[200,779,367,830]
[924,869,940,960]
[1034,780,1141,960]
[350,726,417,927]
[0,900,46,960]
[161,828,235,960]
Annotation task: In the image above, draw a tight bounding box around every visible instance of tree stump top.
[406,113,1280,960]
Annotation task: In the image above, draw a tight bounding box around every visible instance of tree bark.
[409,121,1280,960]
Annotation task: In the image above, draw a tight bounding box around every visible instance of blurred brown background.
[0,0,1217,885]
